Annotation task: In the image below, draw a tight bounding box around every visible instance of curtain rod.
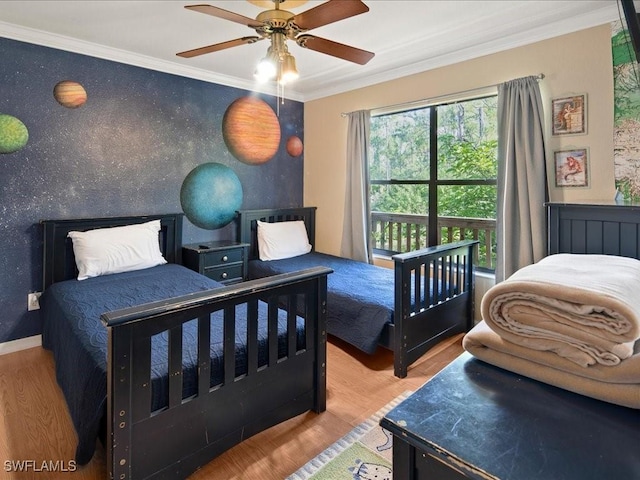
[340,73,545,117]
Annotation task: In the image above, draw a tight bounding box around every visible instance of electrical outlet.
[27,292,42,311]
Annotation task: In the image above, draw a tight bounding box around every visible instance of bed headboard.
[40,213,184,289]
[547,202,640,259]
[236,207,317,261]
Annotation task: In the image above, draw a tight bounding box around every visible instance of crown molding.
[0,21,305,102]
[300,5,620,101]
[0,2,620,104]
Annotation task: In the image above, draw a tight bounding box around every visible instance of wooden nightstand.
[182,241,249,285]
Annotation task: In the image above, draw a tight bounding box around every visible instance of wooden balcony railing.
[371,211,497,271]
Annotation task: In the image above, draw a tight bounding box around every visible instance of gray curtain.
[496,76,547,282]
[341,110,373,263]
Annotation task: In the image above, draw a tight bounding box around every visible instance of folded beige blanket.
[482,254,640,367]
[463,321,640,409]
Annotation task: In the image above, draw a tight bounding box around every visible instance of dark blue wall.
[0,37,303,343]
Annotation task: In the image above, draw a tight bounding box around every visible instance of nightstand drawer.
[202,248,243,267]
[182,241,249,286]
[203,264,243,284]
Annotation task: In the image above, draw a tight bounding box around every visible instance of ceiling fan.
[176,0,375,82]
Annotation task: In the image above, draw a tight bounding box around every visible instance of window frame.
[369,94,498,262]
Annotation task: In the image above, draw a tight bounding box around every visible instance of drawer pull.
[221,272,228,279]
[221,255,229,262]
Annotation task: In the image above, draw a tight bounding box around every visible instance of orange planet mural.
[222,96,281,165]
[53,80,87,108]
[286,135,303,157]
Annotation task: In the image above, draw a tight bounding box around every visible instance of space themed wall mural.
[0,36,304,343]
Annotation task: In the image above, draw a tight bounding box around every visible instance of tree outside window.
[369,96,498,271]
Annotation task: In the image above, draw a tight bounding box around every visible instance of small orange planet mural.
[222,96,281,165]
[286,135,303,157]
[53,80,87,108]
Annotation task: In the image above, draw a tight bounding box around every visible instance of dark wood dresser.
[380,352,640,480]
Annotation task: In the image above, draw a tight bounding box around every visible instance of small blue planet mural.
[180,162,243,229]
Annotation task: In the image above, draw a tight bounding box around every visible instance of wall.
[304,24,616,256]
[0,37,304,343]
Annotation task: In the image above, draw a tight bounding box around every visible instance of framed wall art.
[554,148,589,187]
[552,94,587,135]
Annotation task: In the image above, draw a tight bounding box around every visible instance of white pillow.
[257,220,312,261]
[68,220,167,280]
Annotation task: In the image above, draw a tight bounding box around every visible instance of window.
[369,95,498,271]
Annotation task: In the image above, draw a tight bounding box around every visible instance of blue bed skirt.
[249,252,396,354]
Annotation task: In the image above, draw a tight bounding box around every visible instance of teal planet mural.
[0,114,29,154]
[180,162,243,229]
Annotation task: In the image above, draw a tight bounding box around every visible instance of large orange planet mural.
[53,80,87,108]
[222,97,281,165]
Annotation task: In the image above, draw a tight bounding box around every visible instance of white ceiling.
[0,1,628,102]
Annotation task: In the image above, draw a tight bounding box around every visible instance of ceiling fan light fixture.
[254,47,279,82]
[279,53,299,85]
[254,32,298,86]
[254,62,276,83]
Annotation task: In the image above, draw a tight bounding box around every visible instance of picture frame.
[554,148,589,187]
[552,94,587,135]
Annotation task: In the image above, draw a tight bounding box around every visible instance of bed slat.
[287,295,298,356]
[223,306,236,383]
[268,299,279,366]
[132,336,152,421]
[168,326,183,409]
[197,315,211,396]
[247,299,259,375]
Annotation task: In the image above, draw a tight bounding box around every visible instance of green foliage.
[370,97,497,220]
[369,96,498,269]
[369,109,430,182]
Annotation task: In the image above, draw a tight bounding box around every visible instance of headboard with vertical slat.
[236,207,317,261]
[40,213,184,290]
[547,202,640,258]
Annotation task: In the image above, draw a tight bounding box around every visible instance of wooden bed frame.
[547,201,640,257]
[377,202,640,479]
[236,207,478,378]
[40,213,332,480]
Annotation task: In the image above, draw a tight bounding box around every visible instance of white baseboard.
[0,335,42,356]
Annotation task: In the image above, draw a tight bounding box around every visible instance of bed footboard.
[391,240,477,378]
[101,267,331,480]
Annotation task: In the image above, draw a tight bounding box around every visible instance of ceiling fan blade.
[177,36,263,58]
[291,0,369,31]
[296,35,374,65]
[185,4,263,28]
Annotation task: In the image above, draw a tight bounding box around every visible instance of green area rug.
[286,391,412,480]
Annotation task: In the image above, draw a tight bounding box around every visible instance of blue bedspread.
[249,252,395,355]
[41,263,302,464]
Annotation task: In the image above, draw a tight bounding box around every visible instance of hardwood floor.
[0,335,464,479]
